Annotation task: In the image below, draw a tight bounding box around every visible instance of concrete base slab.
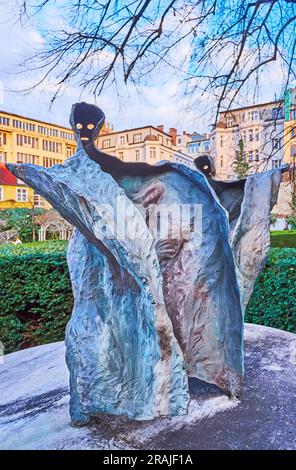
[0,324,295,450]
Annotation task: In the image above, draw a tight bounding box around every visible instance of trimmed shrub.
[0,242,295,354]
[0,315,25,354]
[0,249,72,352]
[245,248,296,332]
[0,240,68,258]
[270,230,296,248]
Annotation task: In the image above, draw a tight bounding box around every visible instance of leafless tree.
[17,0,296,117]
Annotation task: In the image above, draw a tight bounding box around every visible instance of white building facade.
[97,125,195,168]
[211,100,294,221]
[211,101,285,180]
[176,132,211,159]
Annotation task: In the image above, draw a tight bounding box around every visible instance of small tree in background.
[287,189,296,229]
[287,152,296,229]
[0,208,46,242]
[233,139,249,179]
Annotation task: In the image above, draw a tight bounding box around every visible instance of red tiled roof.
[0,163,17,185]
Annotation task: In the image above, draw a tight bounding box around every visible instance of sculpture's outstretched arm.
[194,156,287,310]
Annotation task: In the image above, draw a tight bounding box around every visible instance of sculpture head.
[70,102,105,147]
[194,155,215,178]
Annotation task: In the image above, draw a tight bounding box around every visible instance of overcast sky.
[0,1,287,134]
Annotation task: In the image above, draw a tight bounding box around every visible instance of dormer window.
[226,117,234,127]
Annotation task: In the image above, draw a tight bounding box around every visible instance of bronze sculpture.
[7,102,282,425]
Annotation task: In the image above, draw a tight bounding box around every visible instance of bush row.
[0,251,72,353]
[270,230,296,248]
[0,244,295,354]
[245,248,296,332]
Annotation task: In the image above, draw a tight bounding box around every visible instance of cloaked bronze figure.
[7,102,282,426]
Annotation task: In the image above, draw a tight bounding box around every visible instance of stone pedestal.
[0,323,295,450]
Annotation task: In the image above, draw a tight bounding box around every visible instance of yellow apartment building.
[0,110,77,209]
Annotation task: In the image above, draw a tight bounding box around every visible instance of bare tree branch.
[15,0,296,118]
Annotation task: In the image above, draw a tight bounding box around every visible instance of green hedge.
[0,248,72,353]
[245,248,296,332]
[0,243,295,354]
[0,240,68,258]
[270,230,296,248]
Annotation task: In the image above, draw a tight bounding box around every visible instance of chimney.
[157,125,164,132]
[169,127,177,146]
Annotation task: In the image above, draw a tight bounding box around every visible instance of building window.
[38,126,46,135]
[135,150,140,161]
[272,107,283,120]
[248,129,253,142]
[272,138,280,150]
[60,130,74,140]
[16,188,28,202]
[249,110,259,121]
[160,151,164,160]
[39,126,61,137]
[220,135,223,147]
[255,129,259,141]
[16,153,39,164]
[240,113,245,123]
[49,128,58,137]
[220,155,223,167]
[248,151,253,162]
[22,122,35,132]
[34,193,46,208]
[14,120,36,131]
[272,159,281,168]
[255,149,259,161]
[42,140,62,153]
[0,116,10,126]
[13,119,23,129]
[291,109,296,120]
[150,147,156,159]
[0,152,7,163]
[118,152,124,160]
[292,127,295,138]
[178,138,182,144]
[119,135,125,145]
[102,138,111,149]
[66,146,75,157]
[17,134,38,149]
[0,187,3,201]
[0,132,7,146]
[226,117,234,127]
[43,157,62,167]
[133,133,142,143]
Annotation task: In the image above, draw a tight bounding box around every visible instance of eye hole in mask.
[76,123,83,129]
[87,123,95,130]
